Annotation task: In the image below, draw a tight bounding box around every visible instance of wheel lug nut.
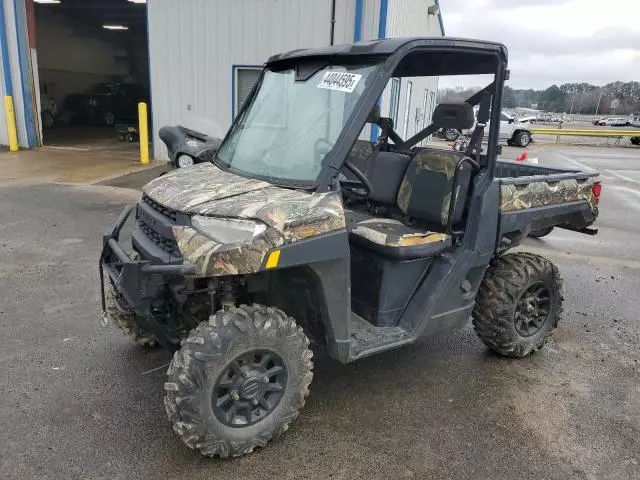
[231,391,240,401]
[263,376,269,383]
[251,399,259,407]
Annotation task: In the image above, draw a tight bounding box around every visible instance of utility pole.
[595,88,603,116]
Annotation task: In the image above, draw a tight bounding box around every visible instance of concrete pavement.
[1,144,639,480]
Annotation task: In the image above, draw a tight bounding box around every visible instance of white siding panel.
[387,0,442,38]
[149,0,335,160]
[361,0,381,41]
[333,0,356,44]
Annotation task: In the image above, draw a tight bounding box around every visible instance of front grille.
[138,218,180,256]
[138,195,181,257]
[142,195,178,223]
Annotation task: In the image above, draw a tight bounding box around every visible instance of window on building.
[389,78,401,127]
[234,67,262,117]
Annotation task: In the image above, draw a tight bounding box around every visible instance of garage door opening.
[34,0,149,154]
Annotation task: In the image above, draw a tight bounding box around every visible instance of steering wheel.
[342,159,372,198]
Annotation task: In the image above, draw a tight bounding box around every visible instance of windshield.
[215,62,379,185]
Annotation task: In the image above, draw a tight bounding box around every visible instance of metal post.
[138,102,150,165]
[4,96,19,151]
[595,89,603,116]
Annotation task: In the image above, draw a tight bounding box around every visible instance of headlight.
[191,216,267,244]
[177,154,195,168]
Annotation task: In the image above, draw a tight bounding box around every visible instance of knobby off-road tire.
[106,286,157,348]
[164,304,313,458]
[472,252,563,358]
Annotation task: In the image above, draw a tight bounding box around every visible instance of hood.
[144,162,346,244]
[143,163,272,211]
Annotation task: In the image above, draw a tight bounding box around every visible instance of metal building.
[0,0,444,159]
[147,0,445,159]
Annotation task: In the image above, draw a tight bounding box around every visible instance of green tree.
[539,85,565,112]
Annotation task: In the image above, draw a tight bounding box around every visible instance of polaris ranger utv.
[100,38,601,458]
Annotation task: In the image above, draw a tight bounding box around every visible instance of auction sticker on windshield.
[317,71,362,93]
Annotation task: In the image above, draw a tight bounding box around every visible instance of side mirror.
[508,119,514,124]
[496,145,503,156]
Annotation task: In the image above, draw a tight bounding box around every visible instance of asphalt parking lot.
[1,143,639,480]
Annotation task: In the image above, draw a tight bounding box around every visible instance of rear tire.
[472,253,563,358]
[106,286,157,348]
[164,304,313,458]
[529,226,554,238]
[631,137,640,146]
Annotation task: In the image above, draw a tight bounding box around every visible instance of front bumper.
[99,206,197,345]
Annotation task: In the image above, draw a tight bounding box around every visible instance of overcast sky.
[439,0,640,89]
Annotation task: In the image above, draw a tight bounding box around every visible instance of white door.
[499,112,515,140]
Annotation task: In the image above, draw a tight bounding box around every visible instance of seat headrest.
[366,104,381,125]
[432,102,475,129]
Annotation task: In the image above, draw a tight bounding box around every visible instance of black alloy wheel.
[514,283,551,337]
[212,350,287,427]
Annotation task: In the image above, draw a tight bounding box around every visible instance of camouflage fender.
[500,177,596,212]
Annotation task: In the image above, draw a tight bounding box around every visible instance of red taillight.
[592,182,602,203]
[592,182,602,198]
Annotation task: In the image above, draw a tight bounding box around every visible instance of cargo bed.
[495,160,600,248]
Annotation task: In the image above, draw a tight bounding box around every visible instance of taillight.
[592,181,602,204]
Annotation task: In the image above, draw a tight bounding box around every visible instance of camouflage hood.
[143,163,346,276]
[143,163,272,212]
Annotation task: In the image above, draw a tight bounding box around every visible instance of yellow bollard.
[4,96,19,152]
[138,102,150,165]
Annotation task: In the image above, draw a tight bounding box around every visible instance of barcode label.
[317,71,362,93]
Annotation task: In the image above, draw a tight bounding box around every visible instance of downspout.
[329,0,336,45]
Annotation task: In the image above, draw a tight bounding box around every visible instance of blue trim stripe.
[0,1,13,97]
[370,0,389,142]
[434,0,445,35]
[378,0,388,38]
[13,0,36,147]
[353,0,363,41]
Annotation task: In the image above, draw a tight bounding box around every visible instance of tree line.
[439,81,640,115]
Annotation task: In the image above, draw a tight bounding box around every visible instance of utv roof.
[266,37,508,64]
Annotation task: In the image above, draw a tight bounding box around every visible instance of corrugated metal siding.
[333,0,356,44]
[1,0,30,147]
[148,0,337,160]
[387,0,442,38]
[361,0,381,41]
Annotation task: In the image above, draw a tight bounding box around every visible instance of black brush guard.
[99,205,198,348]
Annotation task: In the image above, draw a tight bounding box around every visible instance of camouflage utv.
[100,37,601,458]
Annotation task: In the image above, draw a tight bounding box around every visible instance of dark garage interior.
[34,0,149,149]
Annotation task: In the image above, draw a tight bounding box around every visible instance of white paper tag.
[317,71,362,93]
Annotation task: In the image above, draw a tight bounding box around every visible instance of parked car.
[595,117,629,127]
[63,82,149,126]
[461,109,533,148]
[517,115,537,124]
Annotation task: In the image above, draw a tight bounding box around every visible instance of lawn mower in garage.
[99,37,601,459]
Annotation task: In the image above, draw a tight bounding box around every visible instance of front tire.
[472,253,563,358]
[513,131,532,148]
[164,305,313,458]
